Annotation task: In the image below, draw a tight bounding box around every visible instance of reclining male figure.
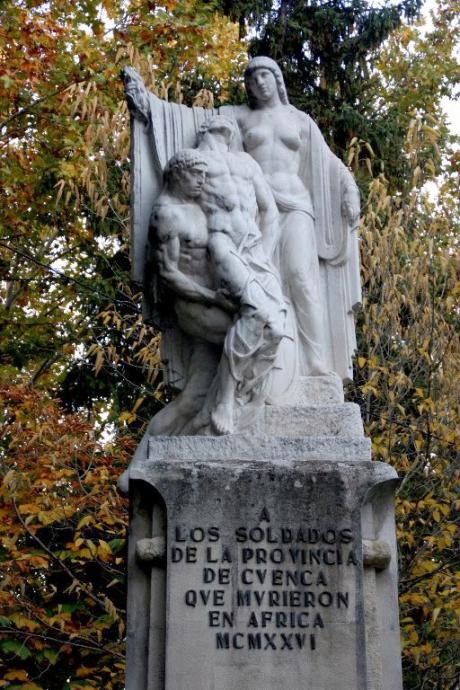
[195,115,287,433]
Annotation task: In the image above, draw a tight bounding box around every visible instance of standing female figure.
[228,56,361,382]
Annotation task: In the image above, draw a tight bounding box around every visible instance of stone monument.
[119,57,403,690]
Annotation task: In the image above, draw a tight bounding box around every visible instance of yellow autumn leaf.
[28,555,50,568]
[439,503,450,517]
[9,612,40,631]
[94,348,104,375]
[97,540,112,561]
[131,396,145,413]
[78,548,93,558]
[5,670,29,681]
[77,514,96,529]
[118,411,133,423]
[432,607,441,625]
[409,630,419,644]
[414,438,423,452]
[18,503,40,515]
[104,595,118,619]
[86,539,97,556]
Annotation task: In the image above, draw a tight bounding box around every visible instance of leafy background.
[0,1,458,688]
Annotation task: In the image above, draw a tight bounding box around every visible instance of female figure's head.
[244,56,289,108]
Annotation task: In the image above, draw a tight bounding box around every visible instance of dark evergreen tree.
[217,0,424,173]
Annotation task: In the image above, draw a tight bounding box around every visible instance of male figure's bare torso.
[151,194,233,344]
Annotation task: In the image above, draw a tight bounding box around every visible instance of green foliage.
[0,2,246,686]
[344,9,460,685]
[0,0,247,430]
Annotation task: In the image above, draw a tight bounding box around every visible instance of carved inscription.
[171,508,358,652]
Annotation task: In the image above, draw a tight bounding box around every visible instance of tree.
[0,0,247,428]
[349,117,459,688]
[345,3,459,685]
[216,0,424,162]
[0,384,133,689]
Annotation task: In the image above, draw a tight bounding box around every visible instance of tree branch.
[0,240,139,310]
[0,81,85,131]
[12,498,117,616]
[0,628,124,660]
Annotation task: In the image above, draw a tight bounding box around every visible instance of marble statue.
[122,57,361,435]
[192,117,288,434]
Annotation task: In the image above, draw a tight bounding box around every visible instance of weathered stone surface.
[265,402,364,438]
[142,399,369,464]
[124,457,401,690]
[120,53,403,690]
[136,536,166,564]
[362,477,402,690]
[362,539,392,570]
[146,434,371,464]
[117,396,369,494]
[277,374,345,406]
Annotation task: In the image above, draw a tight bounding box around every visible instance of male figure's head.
[197,116,237,151]
[164,149,208,199]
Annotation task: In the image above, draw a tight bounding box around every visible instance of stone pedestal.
[119,379,402,690]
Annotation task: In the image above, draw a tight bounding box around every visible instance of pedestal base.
[122,434,402,690]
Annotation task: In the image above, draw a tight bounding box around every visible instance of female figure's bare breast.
[237,106,308,197]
